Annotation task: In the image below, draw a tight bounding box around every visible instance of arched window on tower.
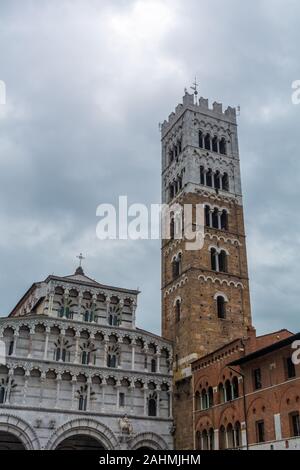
[199,130,203,148]
[212,135,218,152]
[212,208,219,229]
[172,253,182,279]
[205,205,210,227]
[204,133,211,151]
[219,137,227,155]
[211,248,217,271]
[221,210,228,230]
[206,169,213,187]
[175,299,181,323]
[217,296,226,319]
[170,216,175,239]
[222,172,229,191]
[214,170,221,189]
[200,166,205,185]
[219,250,228,273]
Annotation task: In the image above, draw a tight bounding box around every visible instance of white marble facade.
[0,267,173,450]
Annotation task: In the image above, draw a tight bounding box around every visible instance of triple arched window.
[218,376,239,404]
[200,166,229,192]
[199,131,227,155]
[219,422,242,449]
[205,206,228,230]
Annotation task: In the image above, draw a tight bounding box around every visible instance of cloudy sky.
[0,0,300,335]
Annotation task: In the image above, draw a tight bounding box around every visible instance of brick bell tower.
[161,89,253,449]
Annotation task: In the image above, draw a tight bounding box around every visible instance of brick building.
[192,328,300,450]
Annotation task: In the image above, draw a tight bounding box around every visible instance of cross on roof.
[76,253,85,267]
[190,76,199,96]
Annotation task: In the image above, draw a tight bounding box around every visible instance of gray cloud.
[0,0,300,335]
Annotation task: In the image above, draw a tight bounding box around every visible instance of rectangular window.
[256,420,265,443]
[119,392,125,408]
[285,357,296,379]
[290,412,300,437]
[253,368,262,390]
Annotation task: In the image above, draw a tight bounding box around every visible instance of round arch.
[0,414,40,450]
[45,418,118,450]
[128,432,169,450]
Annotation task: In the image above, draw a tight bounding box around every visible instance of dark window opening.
[151,359,156,373]
[205,205,210,227]
[204,133,211,151]
[217,296,226,319]
[221,210,228,230]
[78,395,87,411]
[253,368,262,390]
[212,136,218,152]
[199,131,203,148]
[206,169,213,187]
[200,166,205,185]
[148,398,157,417]
[219,250,227,273]
[290,412,300,437]
[256,420,265,443]
[219,138,227,155]
[119,392,125,407]
[211,248,217,271]
[175,300,181,323]
[212,209,219,229]
[214,171,221,190]
[8,340,14,356]
[285,357,296,379]
[222,173,229,191]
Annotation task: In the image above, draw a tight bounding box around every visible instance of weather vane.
[76,253,85,267]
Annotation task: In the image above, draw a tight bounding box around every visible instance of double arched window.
[210,248,228,273]
[172,253,182,279]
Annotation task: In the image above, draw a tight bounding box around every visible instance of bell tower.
[161,90,253,449]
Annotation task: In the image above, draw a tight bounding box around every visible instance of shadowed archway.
[55,434,106,450]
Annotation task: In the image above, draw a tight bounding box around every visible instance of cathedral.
[0,89,299,450]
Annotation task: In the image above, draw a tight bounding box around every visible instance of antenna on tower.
[237,105,241,116]
[190,76,199,103]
